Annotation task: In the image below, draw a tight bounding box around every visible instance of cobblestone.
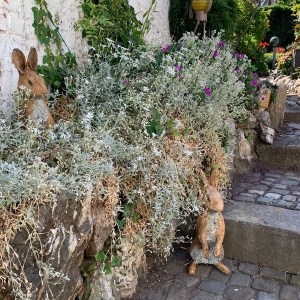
[229,169,300,211]
[260,267,287,282]
[130,168,300,300]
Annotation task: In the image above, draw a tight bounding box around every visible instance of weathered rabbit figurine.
[189,167,230,275]
[12,47,54,127]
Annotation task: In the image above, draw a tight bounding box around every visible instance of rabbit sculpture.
[12,47,54,127]
[189,167,230,275]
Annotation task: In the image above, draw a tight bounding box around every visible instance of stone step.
[223,169,300,274]
[255,122,300,170]
[223,201,300,275]
[285,94,300,123]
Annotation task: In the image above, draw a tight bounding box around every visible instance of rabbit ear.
[210,166,218,189]
[200,169,209,187]
[12,49,26,74]
[27,47,38,72]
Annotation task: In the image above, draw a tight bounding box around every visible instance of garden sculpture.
[189,167,230,275]
[12,47,54,127]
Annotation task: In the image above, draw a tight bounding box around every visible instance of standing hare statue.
[12,47,54,127]
[189,166,230,275]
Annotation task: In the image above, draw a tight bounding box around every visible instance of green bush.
[263,4,294,49]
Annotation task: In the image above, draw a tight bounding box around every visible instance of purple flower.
[218,41,225,48]
[124,79,129,85]
[239,53,245,59]
[204,87,211,96]
[175,65,182,71]
[257,84,262,89]
[178,75,184,81]
[162,44,171,53]
[251,79,257,86]
[234,52,239,58]
[213,49,219,57]
[252,72,258,78]
[261,97,265,101]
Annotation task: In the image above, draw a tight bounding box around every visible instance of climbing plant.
[77,0,145,51]
[32,0,76,92]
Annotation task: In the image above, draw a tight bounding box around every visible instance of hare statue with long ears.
[189,166,230,275]
[12,47,54,127]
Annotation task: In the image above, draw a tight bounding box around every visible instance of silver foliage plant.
[0,33,254,282]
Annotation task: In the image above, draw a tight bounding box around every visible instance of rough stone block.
[279,285,299,300]
[209,269,230,282]
[260,267,287,282]
[252,277,280,293]
[198,280,226,295]
[174,274,200,288]
[257,196,273,205]
[223,202,300,274]
[257,291,279,300]
[290,275,300,286]
[227,273,252,287]
[238,262,260,276]
[166,283,187,300]
[266,84,287,130]
[223,286,255,300]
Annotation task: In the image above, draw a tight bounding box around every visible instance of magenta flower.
[213,49,219,57]
[261,97,265,101]
[175,65,182,71]
[239,53,245,59]
[218,41,225,48]
[124,79,129,85]
[178,75,184,81]
[204,87,211,96]
[162,44,171,53]
[234,52,239,58]
[251,80,257,86]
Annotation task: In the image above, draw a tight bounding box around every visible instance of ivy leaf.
[104,265,112,275]
[32,7,47,24]
[133,211,139,223]
[116,219,125,229]
[123,204,132,218]
[173,130,180,137]
[155,124,165,136]
[111,256,122,267]
[152,107,161,121]
[95,250,106,262]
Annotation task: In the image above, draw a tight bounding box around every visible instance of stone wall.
[0,0,170,116]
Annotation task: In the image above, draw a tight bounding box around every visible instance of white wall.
[0,0,170,116]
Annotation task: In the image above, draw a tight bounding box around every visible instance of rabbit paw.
[213,245,223,257]
[189,261,197,275]
[202,247,209,259]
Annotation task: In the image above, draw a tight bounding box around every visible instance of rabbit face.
[18,69,47,96]
[205,190,224,212]
[12,47,47,97]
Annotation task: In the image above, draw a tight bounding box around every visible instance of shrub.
[1,33,259,298]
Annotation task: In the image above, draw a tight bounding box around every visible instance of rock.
[82,271,120,300]
[85,176,119,258]
[113,237,146,298]
[266,84,287,130]
[3,188,93,300]
[233,129,258,175]
[259,87,271,109]
[83,237,146,300]
[259,123,275,144]
[255,110,271,127]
